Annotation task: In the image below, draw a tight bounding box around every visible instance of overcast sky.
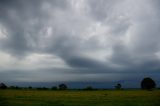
[0,0,160,88]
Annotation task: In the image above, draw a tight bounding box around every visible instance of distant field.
[0,89,160,106]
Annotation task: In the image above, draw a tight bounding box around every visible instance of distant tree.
[115,83,122,90]
[10,86,15,89]
[28,86,32,89]
[36,87,48,90]
[10,86,17,89]
[51,86,57,90]
[9,86,21,89]
[83,86,94,90]
[0,83,7,89]
[42,87,48,90]
[15,86,19,89]
[59,84,67,90]
[141,77,156,90]
[36,87,42,90]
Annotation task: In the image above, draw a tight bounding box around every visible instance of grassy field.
[0,89,160,106]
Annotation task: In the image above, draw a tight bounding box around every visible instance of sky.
[0,0,160,88]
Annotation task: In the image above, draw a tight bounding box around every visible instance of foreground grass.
[0,89,160,106]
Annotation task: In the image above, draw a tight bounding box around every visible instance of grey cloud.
[0,0,70,57]
[87,0,120,21]
[64,55,106,69]
[0,0,160,86]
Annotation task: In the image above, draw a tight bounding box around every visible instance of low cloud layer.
[0,0,160,87]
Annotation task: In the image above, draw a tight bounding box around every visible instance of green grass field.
[0,89,160,106]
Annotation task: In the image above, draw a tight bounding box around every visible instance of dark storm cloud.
[0,0,160,85]
[0,0,69,57]
[64,55,106,69]
[0,0,40,56]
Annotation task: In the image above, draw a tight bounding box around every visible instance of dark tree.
[51,86,57,90]
[28,86,32,89]
[115,83,122,90]
[0,83,7,89]
[83,86,94,90]
[141,77,156,90]
[59,84,67,90]
[42,87,48,90]
[36,87,48,90]
[15,86,20,89]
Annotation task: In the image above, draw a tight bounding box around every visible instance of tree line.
[0,77,158,90]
